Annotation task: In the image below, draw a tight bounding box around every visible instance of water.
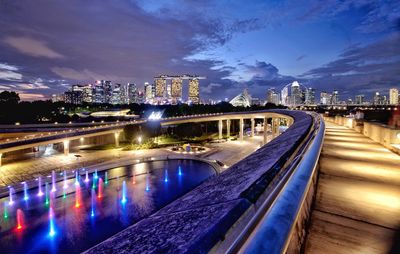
[0,159,215,253]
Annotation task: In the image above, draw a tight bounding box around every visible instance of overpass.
[0,111,292,167]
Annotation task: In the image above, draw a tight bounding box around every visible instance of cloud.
[4,36,64,59]
[202,82,222,94]
[0,63,18,71]
[18,92,46,101]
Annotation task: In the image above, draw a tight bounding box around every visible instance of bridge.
[1,110,399,253]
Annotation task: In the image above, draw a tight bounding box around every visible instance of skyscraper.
[188,78,200,104]
[103,80,113,104]
[331,90,339,104]
[128,83,138,104]
[155,77,166,99]
[266,88,280,105]
[111,83,122,105]
[82,84,93,103]
[281,86,289,106]
[304,87,316,105]
[144,82,154,103]
[290,81,303,105]
[171,78,183,102]
[94,80,105,103]
[389,88,399,105]
[373,92,384,105]
[355,95,364,105]
[320,91,331,105]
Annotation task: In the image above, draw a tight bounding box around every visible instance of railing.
[226,113,325,254]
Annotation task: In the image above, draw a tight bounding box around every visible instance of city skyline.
[0,1,399,101]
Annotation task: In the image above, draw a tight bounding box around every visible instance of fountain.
[3,202,8,219]
[37,176,44,196]
[164,169,169,183]
[23,182,29,201]
[178,166,182,176]
[51,170,56,192]
[75,171,79,186]
[75,185,81,208]
[48,207,56,237]
[63,170,68,189]
[45,183,49,206]
[16,209,24,230]
[145,174,150,192]
[105,172,108,185]
[91,189,95,217]
[85,171,89,183]
[8,187,14,205]
[92,173,97,189]
[97,178,103,199]
[121,181,127,204]
[94,169,98,179]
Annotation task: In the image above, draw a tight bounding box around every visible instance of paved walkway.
[0,136,261,187]
[305,122,400,253]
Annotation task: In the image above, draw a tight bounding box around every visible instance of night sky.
[0,0,399,101]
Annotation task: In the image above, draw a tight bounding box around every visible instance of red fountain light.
[75,185,81,208]
[16,209,24,231]
[97,178,103,199]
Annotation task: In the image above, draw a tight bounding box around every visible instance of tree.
[0,91,20,104]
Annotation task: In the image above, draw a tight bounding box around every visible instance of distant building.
[290,81,303,105]
[94,81,105,103]
[144,82,154,103]
[188,78,200,104]
[266,88,280,105]
[320,91,331,105]
[82,85,93,103]
[51,94,64,102]
[155,77,166,99]
[230,89,251,107]
[103,80,113,104]
[64,90,83,104]
[304,87,315,105]
[128,83,138,104]
[373,92,385,105]
[355,95,364,105]
[331,90,339,104]
[111,84,122,105]
[281,86,289,106]
[171,78,183,103]
[390,88,399,105]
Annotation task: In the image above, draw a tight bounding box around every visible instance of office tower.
[64,90,83,104]
[51,94,65,102]
[93,81,105,103]
[128,83,138,104]
[81,84,93,103]
[389,88,399,105]
[320,91,331,105]
[304,87,316,105]
[111,83,122,105]
[290,81,303,105]
[373,92,384,105]
[137,90,145,104]
[155,77,166,98]
[171,78,183,102]
[355,95,364,105]
[101,80,112,103]
[281,86,289,106]
[144,82,154,103]
[331,90,339,104]
[266,88,280,105]
[188,78,200,104]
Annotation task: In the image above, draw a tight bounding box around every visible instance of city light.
[148,111,163,120]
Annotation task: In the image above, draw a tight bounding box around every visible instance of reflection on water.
[0,159,215,254]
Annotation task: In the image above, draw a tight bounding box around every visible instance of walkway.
[304,122,400,253]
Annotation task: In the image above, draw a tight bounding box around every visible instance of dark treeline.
[0,91,285,124]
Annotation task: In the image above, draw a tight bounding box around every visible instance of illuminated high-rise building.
[155,77,166,98]
[102,80,112,104]
[290,81,303,105]
[266,88,279,105]
[355,95,364,105]
[304,87,315,105]
[111,83,122,105]
[188,78,200,104]
[281,86,289,106]
[171,78,183,102]
[320,91,331,105]
[331,90,339,104]
[373,92,385,105]
[144,82,154,103]
[128,83,138,104]
[82,84,93,103]
[389,88,399,105]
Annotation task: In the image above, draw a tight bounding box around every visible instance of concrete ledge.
[85,110,313,254]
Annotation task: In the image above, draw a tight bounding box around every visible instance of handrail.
[227,113,325,253]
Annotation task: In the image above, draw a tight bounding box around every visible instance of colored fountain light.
[104,172,108,185]
[75,185,81,208]
[23,182,29,201]
[92,173,97,189]
[51,170,56,192]
[145,174,150,192]
[75,171,79,186]
[8,187,14,206]
[45,183,49,206]
[85,171,89,183]
[3,202,8,219]
[63,170,68,189]
[121,181,127,204]
[37,176,44,197]
[48,207,56,237]
[97,178,103,199]
[178,166,182,176]
[164,169,169,183]
[16,209,24,230]
[91,189,96,217]
[94,169,98,179]
[132,174,136,185]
